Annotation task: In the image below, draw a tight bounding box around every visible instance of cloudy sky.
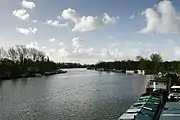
[1,0,180,63]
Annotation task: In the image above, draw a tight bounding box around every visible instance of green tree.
[136,55,143,61]
[150,53,163,63]
[150,53,163,72]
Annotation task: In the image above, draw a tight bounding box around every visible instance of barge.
[118,90,166,120]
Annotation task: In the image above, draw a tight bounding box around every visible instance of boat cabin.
[160,86,180,120]
[153,80,168,91]
[146,80,168,93]
[168,85,180,101]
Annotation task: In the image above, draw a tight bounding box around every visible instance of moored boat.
[118,91,165,120]
[159,85,180,120]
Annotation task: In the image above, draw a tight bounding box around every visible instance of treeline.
[57,63,87,68]
[94,53,180,74]
[0,45,84,80]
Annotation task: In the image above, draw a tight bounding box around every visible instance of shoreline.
[87,67,147,75]
[0,69,67,81]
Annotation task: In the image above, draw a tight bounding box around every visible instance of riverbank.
[87,67,146,75]
[0,69,67,80]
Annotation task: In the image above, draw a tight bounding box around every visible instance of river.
[0,68,147,120]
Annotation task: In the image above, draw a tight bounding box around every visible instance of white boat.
[126,70,134,75]
[168,85,180,100]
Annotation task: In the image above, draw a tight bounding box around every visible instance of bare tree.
[16,45,26,63]
[37,51,45,61]
[136,55,143,61]
[21,46,28,59]
[0,47,7,59]
[29,48,38,61]
[7,47,18,62]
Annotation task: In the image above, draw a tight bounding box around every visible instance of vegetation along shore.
[0,45,86,81]
[88,53,180,75]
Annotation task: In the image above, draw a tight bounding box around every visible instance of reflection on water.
[0,69,146,120]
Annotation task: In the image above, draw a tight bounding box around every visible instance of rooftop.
[160,102,180,120]
[150,79,169,83]
[171,86,180,89]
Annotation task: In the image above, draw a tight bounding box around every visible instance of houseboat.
[168,85,180,101]
[160,85,180,120]
[159,102,180,120]
[118,91,165,120]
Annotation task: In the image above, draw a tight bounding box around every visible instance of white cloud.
[72,16,101,32]
[41,46,47,49]
[16,27,38,35]
[25,39,180,64]
[72,37,83,48]
[174,46,180,56]
[49,38,56,42]
[57,16,62,20]
[12,9,30,20]
[44,20,68,27]
[16,28,30,35]
[44,49,56,53]
[62,8,78,23]
[58,48,69,58]
[73,14,118,32]
[61,8,118,32]
[26,42,56,59]
[26,42,39,49]
[58,42,64,47]
[102,13,118,24]
[140,0,180,34]
[129,14,135,19]
[29,27,38,33]
[107,36,114,39]
[57,42,68,58]
[86,47,94,53]
[32,20,37,23]
[21,0,36,9]
[55,37,126,63]
[27,40,144,63]
[55,37,99,63]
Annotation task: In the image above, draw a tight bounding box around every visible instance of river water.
[0,69,147,120]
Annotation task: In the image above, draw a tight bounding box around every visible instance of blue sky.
[1,0,180,63]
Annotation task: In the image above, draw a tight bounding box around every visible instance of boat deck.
[159,102,180,120]
[118,94,164,120]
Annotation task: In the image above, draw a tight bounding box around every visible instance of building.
[146,79,168,93]
[153,80,168,91]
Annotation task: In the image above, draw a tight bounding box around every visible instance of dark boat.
[44,69,67,76]
[118,91,166,120]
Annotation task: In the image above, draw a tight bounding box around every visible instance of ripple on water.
[0,69,146,120]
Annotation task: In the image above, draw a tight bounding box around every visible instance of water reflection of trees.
[11,79,18,85]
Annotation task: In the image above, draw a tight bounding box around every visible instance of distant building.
[137,70,145,75]
[153,80,168,91]
[146,80,168,93]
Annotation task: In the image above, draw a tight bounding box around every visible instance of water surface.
[0,69,146,120]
